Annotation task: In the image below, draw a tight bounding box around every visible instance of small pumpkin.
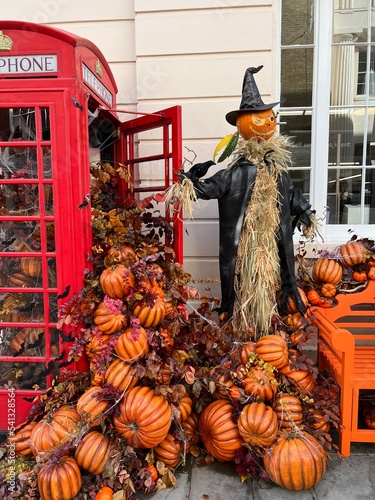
[115,326,149,363]
[107,244,137,266]
[240,341,256,364]
[94,486,114,500]
[156,364,173,385]
[363,403,375,430]
[238,402,278,448]
[279,362,316,396]
[209,365,234,400]
[181,412,200,445]
[93,299,127,335]
[321,282,337,298]
[236,109,277,140]
[309,411,331,433]
[146,262,166,288]
[30,406,80,456]
[241,366,277,402]
[20,257,42,278]
[147,465,158,482]
[174,394,193,423]
[85,333,112,359]
[284,287,309,314]
[307,289,321,305]
[368,268,375,281]
[104,358,139,392]
[38,456,82,500]
[113,386,172,449]
[352,270,367,282]
[99,264,135,299]
[76,386,110,427]
[254,334,289,370]
[132,293,167,328]
[273,393,303,429]
[198,399,243,462]
[75,431,113,475]
[340,241,366,267]
[263,430,327,490]
[153,433,183,469]
[312,258,342,285]
[7,421,38,457]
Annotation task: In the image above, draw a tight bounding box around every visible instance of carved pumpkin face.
[236,109,277,140]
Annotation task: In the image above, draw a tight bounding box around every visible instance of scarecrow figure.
[170,66,318,338]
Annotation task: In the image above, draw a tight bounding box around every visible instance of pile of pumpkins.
[4,242,334,500]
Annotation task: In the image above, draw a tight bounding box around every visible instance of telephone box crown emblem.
[0,31,13,51]
[95,59,102,78]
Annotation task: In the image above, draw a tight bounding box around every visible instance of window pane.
[365,168,375,223]
[290,170,311,201]
[281,48,314,107]
[327,168,364,224]
[329,109,357,165]
[282,0,314,46]
[280,112,312,166]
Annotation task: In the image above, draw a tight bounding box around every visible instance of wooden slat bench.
[311,280,375,457]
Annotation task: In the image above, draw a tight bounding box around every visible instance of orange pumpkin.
[113,386,172,449]
[254,334,289,370]
[85,333,112,359]
[307,289,321,305]
[132,295,167,328]
[238,402,278,448]
[181,412,200,445]
[38,456,82,500]
[147,465,158,482]
[93,299,127,334]
[146,262,166,288]
[156,364,173,385]
[284,287,309,314]
[321,282,337,298]
[107,244,137,266]
[75,431,113,475]
[105,358,139,392]
[20,257,42,278]
[153,433,183,469]
[363,404,375,430]
[263,430,326,490]
[236,109,277,140]
[8,271,36,287]
[240,341,256,364]
[30,406,80,456]
[198,399,243,462]
[312,258,342,285]
[241,367,277,402]
[273,393,303,429]
[209,365,234,400]
[309,411,331,433]
[175,394,193,422]
[279,362,317,396]
[76,386,110,427]
[95,486,114,500]
[353,270,367,282]
[99,265,135,299]
[368,268,375,281]
[7,421,38,457]
[10,326,44,353]
[340,241,366,267]
[115,326,149,363]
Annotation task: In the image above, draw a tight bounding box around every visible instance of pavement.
[137,438,375,500]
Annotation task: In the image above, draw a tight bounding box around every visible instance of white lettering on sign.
[0,54,57,74]
[82,63,113,107]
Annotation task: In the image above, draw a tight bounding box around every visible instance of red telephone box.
[0,21,182,429]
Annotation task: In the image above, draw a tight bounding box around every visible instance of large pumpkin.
[75,431,113,475]
[30,405,80,456]
[238,402,278,448]
[263,430,327,490]
[153,433,183,469]
[254,334,289,370]
[76,386,110,427]
[113,386,172,448]
[7,421,38,457]
[104,358,139,392]
[38,456,82,500]
[93,299,127,335]
[273,393,303,429]
[236,109,277,140]
[340,241,366,267]
[241,367,277,402]
[99,264,135,299]
[198,399,243,462]
[115,326,149,363]
[312,258,342,285]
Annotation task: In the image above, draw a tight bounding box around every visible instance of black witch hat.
[225,65,279,126]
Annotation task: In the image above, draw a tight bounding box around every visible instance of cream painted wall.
[1,0,280,298]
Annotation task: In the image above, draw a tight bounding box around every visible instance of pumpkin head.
[236,109,277,140]
[38,456,82,500]
[198,399,243,462]
[312,258,342,285]
[75,431,113,475]
[238,402,278,448]
[263,430,327,490]
[153,433,183,469]
[113,386,172,449]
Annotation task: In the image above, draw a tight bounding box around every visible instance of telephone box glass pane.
[1,146,38,179]
[48,258,57,287]
[40,108,50,142]
[49,296,58,322]
[44,184,54,215]
[43,146,52,178]
[1,183,39,215]
[1,326,45,357]
[0,292,45,322]
[0,107,36,142]
[0,362,48,390]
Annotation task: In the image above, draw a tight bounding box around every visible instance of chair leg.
[339,388,352,458]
